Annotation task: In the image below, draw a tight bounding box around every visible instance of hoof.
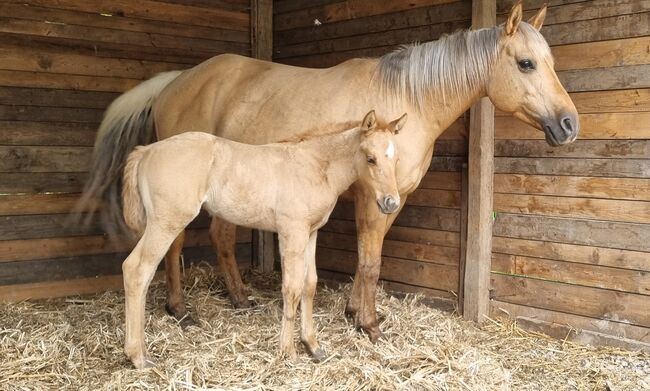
[310,348,328,363]
[165,304,195,328]
[363,325,384,344]
[131,356,157,370]
[178,314,197,329]
[231,296,256,309]
[344,304,357,320]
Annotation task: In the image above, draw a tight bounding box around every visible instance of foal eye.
[517,59,535,72]
[367,156,376,165]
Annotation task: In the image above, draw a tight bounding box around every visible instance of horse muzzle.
[541,113,579,147]
[377,195,400,214]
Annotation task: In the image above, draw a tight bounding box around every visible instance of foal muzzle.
[378,195,400,214]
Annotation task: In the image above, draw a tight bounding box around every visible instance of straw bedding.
[1,264,648,390]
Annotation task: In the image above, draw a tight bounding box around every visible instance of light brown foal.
[120,111,406,368]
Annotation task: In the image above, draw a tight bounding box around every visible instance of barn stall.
[0,0,649,389]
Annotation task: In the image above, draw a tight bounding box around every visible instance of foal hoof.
[131,356,157,370]
[310,348,328,363]
[178,315,197,329]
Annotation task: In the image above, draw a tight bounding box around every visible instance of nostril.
[561,117,574,134]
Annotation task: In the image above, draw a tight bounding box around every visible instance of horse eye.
[517,59,535,72]
[367,156,376,165]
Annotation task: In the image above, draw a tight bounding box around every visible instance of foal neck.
[298,127,363,193]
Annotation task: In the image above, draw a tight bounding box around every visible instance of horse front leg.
[164,230,195,327]
[345,192,389,343]
[209,217,253,308]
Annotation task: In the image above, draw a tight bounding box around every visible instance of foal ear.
[505,0,523,36]
[527,4,547,30]
[361,110,377,133]
[388,113,408,135]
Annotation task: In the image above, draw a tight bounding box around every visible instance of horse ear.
[361,110,377,133]
[505,0,523,36]
[528,4,547,30]
[388,113,408,135]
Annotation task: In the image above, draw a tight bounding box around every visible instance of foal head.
[487,1,579,146]
[357,110,407,214]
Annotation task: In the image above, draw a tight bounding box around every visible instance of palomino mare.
[79,2,578,342]
[120,111,405,368]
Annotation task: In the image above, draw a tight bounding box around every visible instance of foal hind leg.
[124,223,185,369]
[210,217,252,308]
[300,231,326,361]
[164,230,195,327]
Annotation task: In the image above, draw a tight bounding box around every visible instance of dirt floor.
[1,265,649,390]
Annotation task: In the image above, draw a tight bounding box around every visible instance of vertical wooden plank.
[458,163,469,314]
[463,0,495,322]
[251,0,275,271]
[252,0,273,60]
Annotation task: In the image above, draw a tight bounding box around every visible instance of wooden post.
[458,163,469,315]
[251,0,272,60]
[463,0,495,322]
[251,0,275,272]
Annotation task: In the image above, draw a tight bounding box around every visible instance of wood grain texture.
[5,0,250,31]
[274,0,457,31]
[495,112,650,140]
[0,121,97,146]
[491,300,650,348]
[318,231,459,266]
[494,174,650,202]
[492,252,650,295]
[493,213,650,253]
[492,237,650,272]
[495,157,650,178]
[491,273,650,328]
[317,247,458,292]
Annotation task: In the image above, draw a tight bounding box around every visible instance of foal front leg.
[278,230,309,360]
[345,192,389,343]
[209,217,252,308]
[300,231,326,361]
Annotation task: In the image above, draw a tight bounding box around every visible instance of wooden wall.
[274,0,473,303]
[490,0,650,350]
[0,0,254,302]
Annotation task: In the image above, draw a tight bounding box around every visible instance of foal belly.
[204,190,277,232]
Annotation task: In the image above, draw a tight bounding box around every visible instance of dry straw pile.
[1,265,648,390]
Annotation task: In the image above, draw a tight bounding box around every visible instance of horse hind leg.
[164,230,195,327]
[210,217,253,308]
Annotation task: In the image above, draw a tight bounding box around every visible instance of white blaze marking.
[385,141,395,159]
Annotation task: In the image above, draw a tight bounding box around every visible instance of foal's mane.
[377,23,549,112]
[277,120,360,144]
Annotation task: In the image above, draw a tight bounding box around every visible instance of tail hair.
[72,71,181,239]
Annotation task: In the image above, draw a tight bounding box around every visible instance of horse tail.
[121,146,147,236]
[74,70,182,238]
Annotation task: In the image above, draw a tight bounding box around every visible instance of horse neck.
[299,128,362,194]
[377,26,500,138]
